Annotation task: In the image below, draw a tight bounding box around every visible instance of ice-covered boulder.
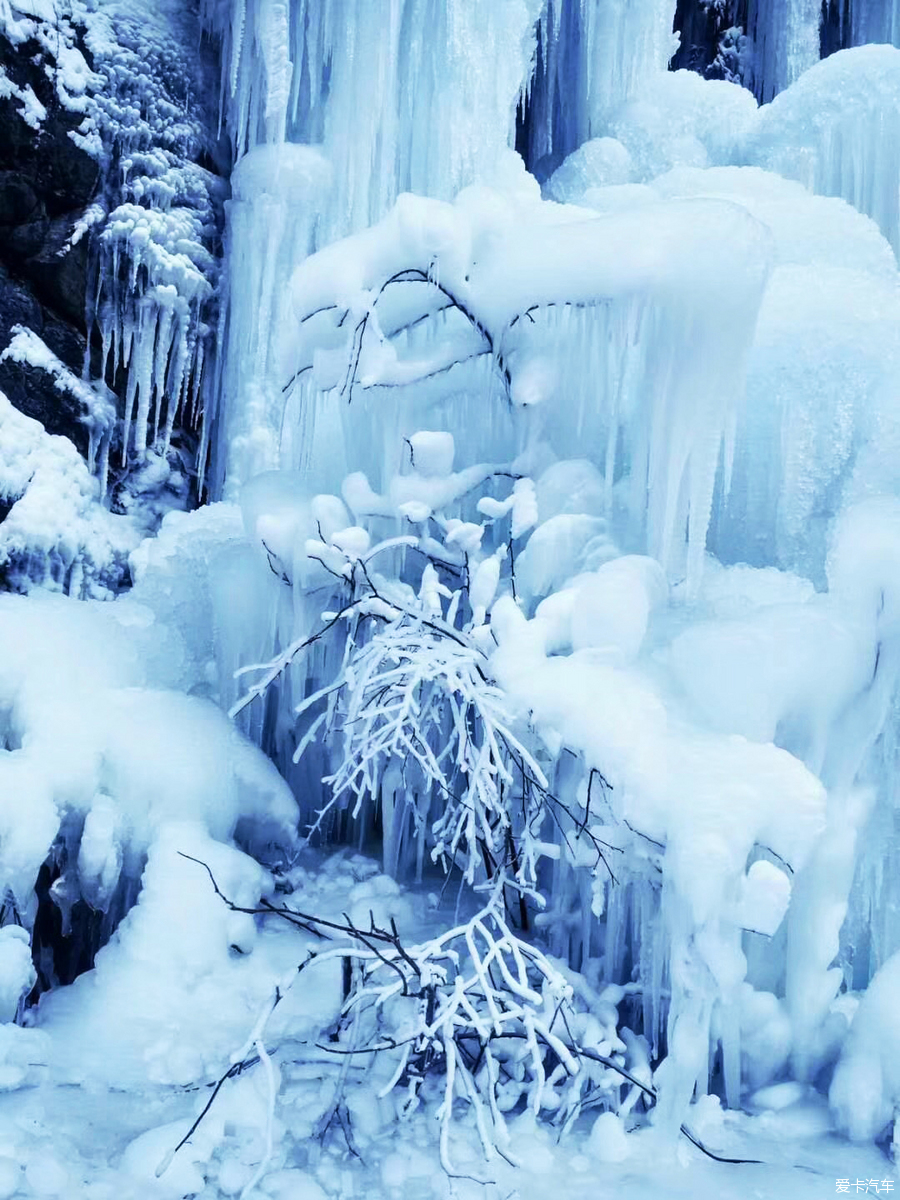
[544,138,634,203]
[830,951,900,1141]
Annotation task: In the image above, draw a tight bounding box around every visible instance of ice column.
[210,145,331,499]
[206,0,543,235]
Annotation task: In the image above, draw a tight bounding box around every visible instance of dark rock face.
[0,29,99,454]
[0,1,225,565]
[0,37,99,215]
[672,0,750,81]
[0,259,90,454]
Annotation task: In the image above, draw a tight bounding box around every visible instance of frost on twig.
[233,580,609,914]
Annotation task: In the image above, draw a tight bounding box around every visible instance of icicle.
[215,143,332,497]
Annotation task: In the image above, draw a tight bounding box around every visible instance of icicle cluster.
[81,0,225,477]
[0,0,225,486]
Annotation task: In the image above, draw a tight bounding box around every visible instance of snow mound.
[0,390,138,596]
[544,138,634,203]
[0,574,297,946]
[746,45,900,256]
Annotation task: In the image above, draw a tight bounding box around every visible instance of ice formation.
[204,0,544,233]
[746,46,900,257]
[190,0,900,1155]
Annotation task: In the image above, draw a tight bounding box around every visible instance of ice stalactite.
[523,0,679,170]
[205,0,543,237]
[747,0,822,103]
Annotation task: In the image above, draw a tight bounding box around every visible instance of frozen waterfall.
[5,0,900,1177]
[184,0,900,1143]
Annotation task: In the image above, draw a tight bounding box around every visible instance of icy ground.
[1,848,894,1200]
